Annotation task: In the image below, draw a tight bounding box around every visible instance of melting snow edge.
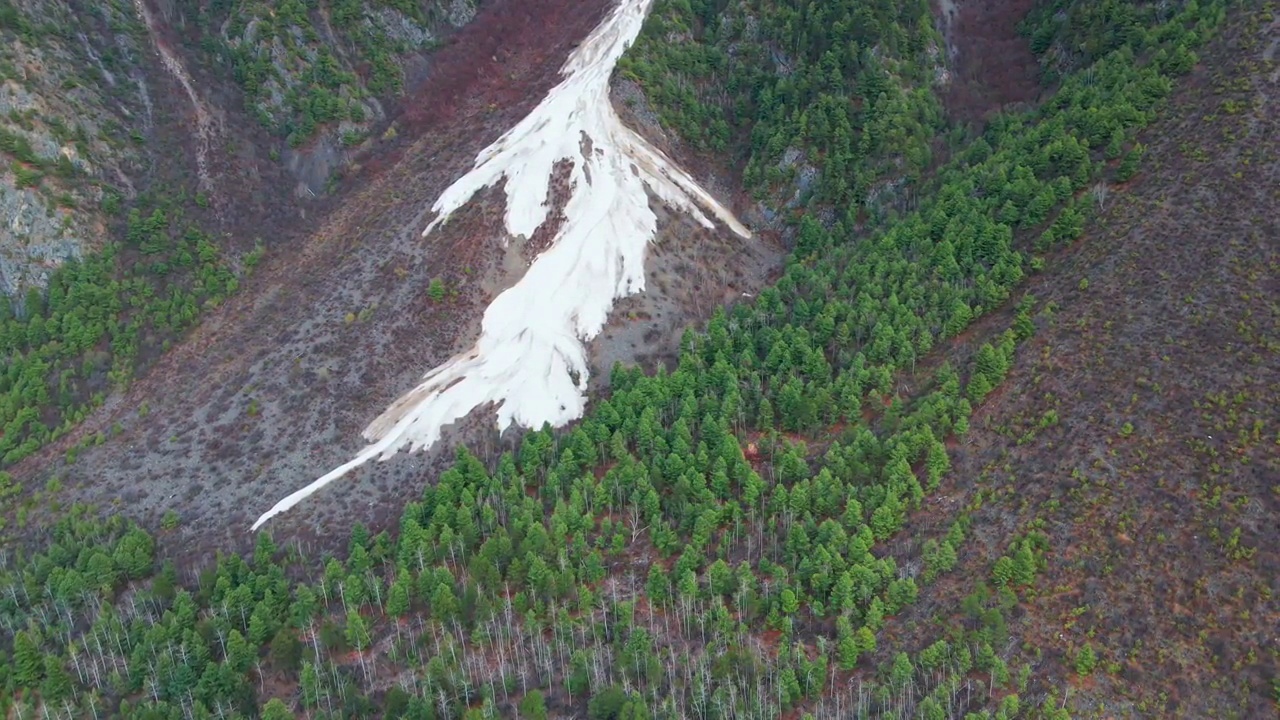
[251,0,750,531]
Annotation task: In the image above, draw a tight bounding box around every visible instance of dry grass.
[861,8,1280,715]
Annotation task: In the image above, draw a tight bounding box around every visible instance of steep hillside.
[0,0,478,299]
[201,0,479,189]
[0,0,1275,718]
[884,6,1280,715]
[0,0,487,469]
[615,0,948,223]
[1,0,785,554]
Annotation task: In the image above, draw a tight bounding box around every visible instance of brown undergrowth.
[842,8,1280,716]
[8,0,782,568]
[936,0,1044,123]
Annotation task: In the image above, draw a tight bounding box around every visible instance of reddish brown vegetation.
[936,0,1043,123]
[349,0,612,196]
[388,0,611,151]
[858,12,1280,715]
[523,160,576,261]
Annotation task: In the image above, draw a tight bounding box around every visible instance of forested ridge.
[2,0,1274,719]
[207,0,473,147]
[617,0,945,212]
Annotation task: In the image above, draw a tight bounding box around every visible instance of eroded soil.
[12,0,782,563]
[936,0,1043,122]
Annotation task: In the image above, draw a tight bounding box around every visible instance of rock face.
[0,183,85,302]
[215,0,480,200]
[0,0,147,301]
[0,0,480,302]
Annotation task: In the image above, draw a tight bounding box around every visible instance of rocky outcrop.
[0,0,149,301]
[0,0,482,301]
[0,182,86,302]
[213,0,478,197]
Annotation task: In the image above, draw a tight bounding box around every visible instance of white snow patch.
[251,0,749,531]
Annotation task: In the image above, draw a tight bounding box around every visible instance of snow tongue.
[251,0,750,531]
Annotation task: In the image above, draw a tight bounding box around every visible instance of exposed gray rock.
[612,78,663,132]
[776,146,818,209]
[0,182,86,300]
[284,134,345,199]
[368,8,436,49]
[778,146,804,169]
[446,0,478,27]
[0,1,144,300]
[0,0,483,301]
[0,83,38,118]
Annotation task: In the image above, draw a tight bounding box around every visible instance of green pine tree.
[387,576,411,617]
[261,698,296,720]
[992,556,1016,586]
[836,619,860,670]
[428,277,446,302]
[41,654,72,701]
[519,689,549,720]
[346,612,371,652]
[1013,544,1038,586]
[12,630,44,688]
[854,626,877,656]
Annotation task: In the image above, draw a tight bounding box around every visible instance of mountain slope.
[3,0,783,556]
[0,0,486,470]
[0,0,481,300]
[0,0,1274,718]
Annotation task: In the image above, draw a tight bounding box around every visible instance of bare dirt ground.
[859,9,1280,716]
[594,82,785,384]
[10,0,782,562]
[935,0,1043,123]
